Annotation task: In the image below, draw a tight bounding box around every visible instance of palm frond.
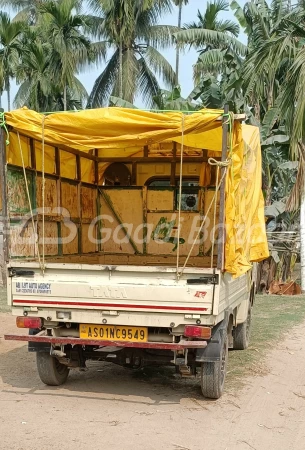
[230,0,248,29]
[14,78,32,107]
[109,96,137,108]
[70,75,88,100]
[89,40,108,64]
[143,45,176,88]
[87,49,119,107]
[197,48,226,68]
[144,25,179,48]
[215,19,239,36]
[137,56,160,108]
[175,28,247,55]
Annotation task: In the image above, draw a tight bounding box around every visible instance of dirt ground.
[1,307,305,450]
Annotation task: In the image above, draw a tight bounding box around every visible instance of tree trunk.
[63,84,67,111]
[267,80,274,110]
[119,37,123,99]
[7,79,10,112]
[301,185,305,292]
[175,2,182,86]
[254,100,260,121]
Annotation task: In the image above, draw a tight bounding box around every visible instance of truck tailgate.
[9,263,215,315]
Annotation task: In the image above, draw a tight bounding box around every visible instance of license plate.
[80,324,148,342]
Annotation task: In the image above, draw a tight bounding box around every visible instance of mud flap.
[28,329,51,353]
[196,311,230,363]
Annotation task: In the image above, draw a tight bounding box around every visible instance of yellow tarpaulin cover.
[4,107,269,277]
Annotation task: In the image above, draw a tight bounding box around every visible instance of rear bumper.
[4,334,207,350]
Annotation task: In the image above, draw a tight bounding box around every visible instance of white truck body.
[8,262,251,333]
[2,107,265,398]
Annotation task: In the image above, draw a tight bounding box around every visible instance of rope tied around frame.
[208,157,231,268]
[0,111,9,145]
[16,131,42,269]
[177,157,231,279]
[176,115,185,279]
[41,115,46,274]
[175,110,234,280]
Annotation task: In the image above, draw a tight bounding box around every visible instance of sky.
[0,0,247,110]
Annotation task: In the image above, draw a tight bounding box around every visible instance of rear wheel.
[200,332,228,399]
[36,352,69,386]
[233,301,252,350]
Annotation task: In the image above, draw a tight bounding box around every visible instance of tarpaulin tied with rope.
[3,107,269,278]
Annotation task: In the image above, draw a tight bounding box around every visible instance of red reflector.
[184,325,211,339]
[16,316,42,329]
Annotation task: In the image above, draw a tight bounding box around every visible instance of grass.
[227,294,305,388]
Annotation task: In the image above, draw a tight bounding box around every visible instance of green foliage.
[153,87,197,111]
[87,0,177,108]
[0,0,302,223]
[109,96,137,108]
[0,11,24,110]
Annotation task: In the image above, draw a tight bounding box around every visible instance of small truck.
[2,106,268,398]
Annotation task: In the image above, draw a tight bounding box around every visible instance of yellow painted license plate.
[80,324,148,342]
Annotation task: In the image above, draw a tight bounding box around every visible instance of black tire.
[200,333,228,399]
[233,301,252,350]
[36,352,69,386]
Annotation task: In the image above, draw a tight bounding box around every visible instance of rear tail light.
[184,325,211,339]
[16,316,42,329]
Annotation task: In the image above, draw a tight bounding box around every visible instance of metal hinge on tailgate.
[186,274,219,285]
[9,268,35,277]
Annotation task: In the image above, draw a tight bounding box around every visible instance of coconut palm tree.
[14,34,54,111]
[0,0,82,25]
[240,0,302,152]
[175,0,246,84]
[87,0,177,108]
[0,12,24,111]
[39,0,94,111]
[172,0,188,85]
[236,0,305,290]
[0,0,45,25]
[14,29,88,111]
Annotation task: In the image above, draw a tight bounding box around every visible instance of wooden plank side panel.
[9,223,35,258]
[147,190,173,211]
[7,169,33,215]
[38,222,58,255]
[61,182,79,218]
[82,224,98,253]
[44,253,216,267]
[36,177,58,213]
[147,212,200,256]
[62,222,79,255]
[99,199,137,254]
[100,189,143,254]
[81,186,97,219]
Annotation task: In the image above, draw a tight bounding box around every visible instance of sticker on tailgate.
[15,282,52,295]
[194,291,207,298]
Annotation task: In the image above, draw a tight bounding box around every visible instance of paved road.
[1,312,305,450]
